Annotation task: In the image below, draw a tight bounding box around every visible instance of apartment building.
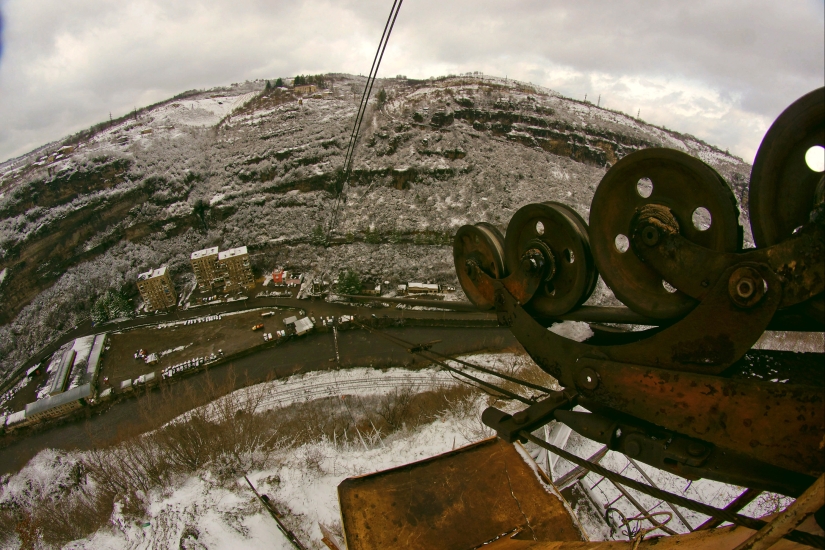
[137,266,176,311]
[218,246,254,291]
[190,246,220,290]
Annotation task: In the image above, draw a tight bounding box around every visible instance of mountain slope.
[0,74,752,375]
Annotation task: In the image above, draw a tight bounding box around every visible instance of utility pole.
[597,95,600,107]
[637,109,640,119]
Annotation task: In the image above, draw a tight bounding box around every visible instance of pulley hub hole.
[737,279,755,299]
[563,248,575,263]
[805,145,825,172]
[641,226,659,246]
[535,221,545,235]
[636,177,653,198]
[663,280,678,293]
[614,234,629,253]
[692,207,712,231]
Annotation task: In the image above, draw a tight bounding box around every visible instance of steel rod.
[555,445,609,490]
[520,431,825,549]
[342,295,823,331]
[627,457,694,532]
[696,488,761,530]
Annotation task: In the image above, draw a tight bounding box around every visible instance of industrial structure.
[136,266,176,311]
[6,333,107,429]
[338,87,825,549]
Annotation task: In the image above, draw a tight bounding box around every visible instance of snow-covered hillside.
[0,74,752,375]
[0,355,792,549]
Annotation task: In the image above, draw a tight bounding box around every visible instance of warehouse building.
[25,384,92,423]
[190,247,221,291]
[49,348,76,396]
[137,266,176,311]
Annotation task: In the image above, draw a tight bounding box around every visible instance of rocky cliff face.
[0,74,752,374]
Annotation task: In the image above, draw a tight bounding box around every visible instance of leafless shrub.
[3,364,493,547]
[376,384,418,429]
[0,482,114,549]
[302,445,326,473]
[34,487,115,547]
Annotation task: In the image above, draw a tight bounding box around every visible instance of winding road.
[0,322,517,474]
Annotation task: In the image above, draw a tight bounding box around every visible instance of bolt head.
[625,440,641,457]
[520,249,545,274]
[576,367,600,390]
[512,411,530,425]
[728,266,765,308]
[687,442,706,457]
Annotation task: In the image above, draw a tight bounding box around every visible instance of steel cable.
[327,0,404,238]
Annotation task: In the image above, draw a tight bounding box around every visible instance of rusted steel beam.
[631,214,825,309]
[555,445,609,490]
[492,282,825,477]
[732,474,825,550]
[340,294,823,331]
[521,432,825,548]
[696,488,761,531]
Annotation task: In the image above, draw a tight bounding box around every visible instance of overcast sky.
[0,1,822,164]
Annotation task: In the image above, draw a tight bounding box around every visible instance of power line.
[326,0,404,240]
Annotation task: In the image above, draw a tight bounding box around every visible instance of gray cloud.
[0,0,822,163]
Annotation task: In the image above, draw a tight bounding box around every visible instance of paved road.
[0,325,517,475]
[1,296,491,395]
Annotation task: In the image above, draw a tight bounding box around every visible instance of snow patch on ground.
[0,351,808,549]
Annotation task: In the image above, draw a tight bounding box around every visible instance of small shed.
[283,316,298,325]
[294,317,314,336]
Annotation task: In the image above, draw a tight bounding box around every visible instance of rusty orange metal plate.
[337,437,584,550]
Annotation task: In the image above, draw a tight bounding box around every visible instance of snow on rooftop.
[218,246,247,260]
[191,247,219,260]
[138,265,168,280]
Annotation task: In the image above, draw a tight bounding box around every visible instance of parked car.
[252,324,264,331]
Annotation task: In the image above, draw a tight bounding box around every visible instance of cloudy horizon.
[0,0,822,164]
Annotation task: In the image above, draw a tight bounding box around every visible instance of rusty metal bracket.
[556,407,816,497]
[481,390,575,443]
[631,208,825,308]
[490,280,825,478]
[493,262,781,377]
[466,255,546,306]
